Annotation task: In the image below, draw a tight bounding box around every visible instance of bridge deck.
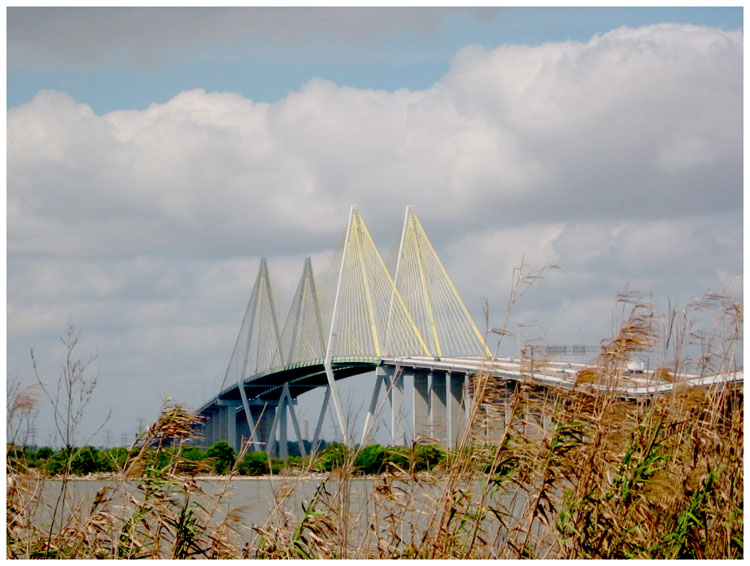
[386,355,743,398]
[201,353,743,413]
[200,357,380,412]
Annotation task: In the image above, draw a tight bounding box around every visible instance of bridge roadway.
[386,356,744,398]
[197,353,743,456]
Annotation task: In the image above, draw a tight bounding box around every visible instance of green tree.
[70,446,99,475]
[181,446,206,462]
[206,441,236,475]
[45,449,69,475]
[313,442,348,472]
[354,444,387,475]
[177,445,207,474]
[414,444,445,472]
[6,444,26,469]
[237,451,270,476]
[384,446,410,471]
[35,446,54,461]
[96,447,128,472]
[269,457,283,474]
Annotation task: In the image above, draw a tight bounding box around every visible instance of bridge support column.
[430,371,447,446]
[251,404,275,450]
[324,361,350,446]
[493,381,513,439]
[203,408,216,448]
[361,366,390,446]
[267,384,307,459]
[447,372,466,449]
[278,400,288,460]
[464,374,473,424]
[209,410,218,447]
[312,385,331,454]
[285,384,307,458]
[212,406,228,446]
[227,406,238,452]
[199,408,214,448]
[214,400,242,452]
[413,370,430,441]
[391,368,407,446]
[238,382,261,452]
[268,399,289,459]
[267,407,285,458]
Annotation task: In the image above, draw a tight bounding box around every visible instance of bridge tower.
[361,206,490,449]
[280,256,326,365]
[207,257,318,458]
[322,205,430,446]
[198,206,492,456]
[392,206,490,359]
[206,258,284,454]
[270,256,328,457]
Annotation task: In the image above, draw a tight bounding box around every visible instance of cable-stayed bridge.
[197,206,742,457]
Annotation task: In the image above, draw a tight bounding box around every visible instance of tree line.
[7,440,448,477]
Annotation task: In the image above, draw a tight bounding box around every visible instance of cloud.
[9,24,741,254]
[7,23,742,443]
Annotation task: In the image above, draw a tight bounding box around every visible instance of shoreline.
[7,471,386,482]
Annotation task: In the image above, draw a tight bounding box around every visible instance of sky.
[6,6,744,449]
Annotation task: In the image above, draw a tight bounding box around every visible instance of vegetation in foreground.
[6,289,743,558]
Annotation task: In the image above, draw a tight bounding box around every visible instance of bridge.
[196,206,743,458]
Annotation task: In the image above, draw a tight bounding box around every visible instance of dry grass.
[7,402,247,559]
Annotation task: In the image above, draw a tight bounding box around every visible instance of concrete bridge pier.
[361,365,399,447]
[266,383,307,459]
[472,380,514,442]
[226,408,237,447]
[248,404,275,449]
[196,408,213,447]
[409,370,469,449]
[447,372,467,449]
[236,401,277,453]
[198,398,278,453]
[214,403,231,447]
[198,403,231,448]
[430,371,447,443]
[413,370,430,441]
[224,401,241,452]
[279,402,289,459]
[391,367,407,446]
[411,370,469,449]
